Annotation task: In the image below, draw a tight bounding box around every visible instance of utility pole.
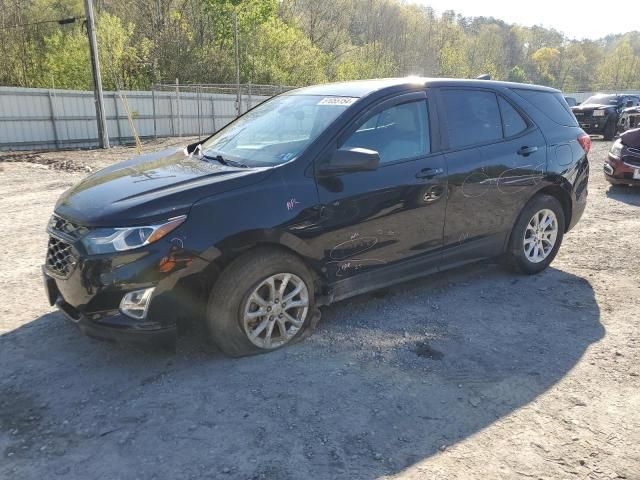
[232,9,241,117]
[84,0,110,148]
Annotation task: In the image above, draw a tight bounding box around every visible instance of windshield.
[200,94,356,167]
[582,94,619,106]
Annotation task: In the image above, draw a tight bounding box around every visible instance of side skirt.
[327,232,507,304]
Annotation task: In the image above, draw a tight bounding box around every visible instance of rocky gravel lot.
[0,139,639,479]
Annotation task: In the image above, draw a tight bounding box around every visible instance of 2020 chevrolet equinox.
[43,78,590,356]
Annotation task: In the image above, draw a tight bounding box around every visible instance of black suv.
[571,94,640,140]
[43,78,590,356]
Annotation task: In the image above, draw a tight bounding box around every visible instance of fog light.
[603,163,614,176]
[120,287,155,320]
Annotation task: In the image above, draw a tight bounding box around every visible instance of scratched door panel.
[438,88,548,260]
[443,129,547,253]
[314,154,447,282]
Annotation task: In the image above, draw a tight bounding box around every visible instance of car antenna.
[476,74,491,80]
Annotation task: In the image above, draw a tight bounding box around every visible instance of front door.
[312,92,448,295]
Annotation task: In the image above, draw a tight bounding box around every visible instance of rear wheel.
[206,248,315,357]
[506,194,565,274]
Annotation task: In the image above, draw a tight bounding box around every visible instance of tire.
[206,248,315,357]
[603,119,616,141]
[505,194,565,275]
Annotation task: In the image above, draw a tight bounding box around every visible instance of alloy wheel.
[523,208,558,263]
[242,273,309,349]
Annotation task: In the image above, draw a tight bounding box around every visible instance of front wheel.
[206,248,315,357]
[505,194,565,274]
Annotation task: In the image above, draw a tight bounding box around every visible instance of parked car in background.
[605,127,640,186]
[564,96,578,107]
[618,105,640,133]
[43,77,590,356]
[571,94,640,140]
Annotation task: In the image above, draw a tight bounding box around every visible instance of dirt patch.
[413,341,444,360]
[0,139,638,479]
[0,136,198,173]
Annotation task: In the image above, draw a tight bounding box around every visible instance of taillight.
[577,133,591,154]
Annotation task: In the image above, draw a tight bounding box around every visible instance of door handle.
[517,146,538,157]
[415,167,444,179]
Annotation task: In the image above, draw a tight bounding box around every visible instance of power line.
[0,17,83,30]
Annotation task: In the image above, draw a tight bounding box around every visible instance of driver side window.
[341,101,430,164]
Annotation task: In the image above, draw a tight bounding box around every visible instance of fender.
[180,164,324,279]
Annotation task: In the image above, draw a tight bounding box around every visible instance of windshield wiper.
[201,153,249,168]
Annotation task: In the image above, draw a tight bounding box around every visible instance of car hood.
[55,147,272,227]
[572,103,613,111]
[620,128,640,149]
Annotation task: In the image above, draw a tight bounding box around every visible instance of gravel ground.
[0,139,639,480]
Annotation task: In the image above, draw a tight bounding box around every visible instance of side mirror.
[318,147,380,176]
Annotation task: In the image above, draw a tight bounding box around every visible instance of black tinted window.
[514,89,578,127]
[342,101,430,163]
[442,90,502,149]
[498,97,527,137]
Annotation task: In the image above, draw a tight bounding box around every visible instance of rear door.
[435,87,547,263]
[313,91,447,291]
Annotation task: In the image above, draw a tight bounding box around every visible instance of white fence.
[0,85,286,151]
[2,85,638,151]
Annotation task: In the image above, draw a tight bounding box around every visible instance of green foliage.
[39,13,150,90]
[334,45,396,81]
[1,0,640,92]
[41,28,91,89]
[249,18,328,85]
[507,66,529,84]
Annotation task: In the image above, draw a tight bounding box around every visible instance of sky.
[414,0,640,40]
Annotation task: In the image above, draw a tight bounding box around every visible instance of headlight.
[610,139,623,158]
[81,215,186,254]
[593,110,605,117]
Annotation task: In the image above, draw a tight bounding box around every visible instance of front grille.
[623,158,640,168]
[48,215,88,239]
[46,236,77,277]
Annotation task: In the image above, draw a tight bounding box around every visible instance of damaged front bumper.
[42,224,203,346]
[43,265,177,345]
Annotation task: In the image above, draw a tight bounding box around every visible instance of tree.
[334,44,396,80]
[507,66,529,83]
[248,18,328,85]
[1,0,639,92]
[532,47,560,86]
[39,12,150,90]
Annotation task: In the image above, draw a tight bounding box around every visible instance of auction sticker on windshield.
[318,97,358,106]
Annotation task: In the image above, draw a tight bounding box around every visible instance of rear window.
[513,89,578,127]
[441,89,503,149]
[498,97,527,137]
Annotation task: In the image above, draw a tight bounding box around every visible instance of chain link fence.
[150,83,298,141]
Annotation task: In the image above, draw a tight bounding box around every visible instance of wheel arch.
[534,184,573,232]
[198,235,327,303]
